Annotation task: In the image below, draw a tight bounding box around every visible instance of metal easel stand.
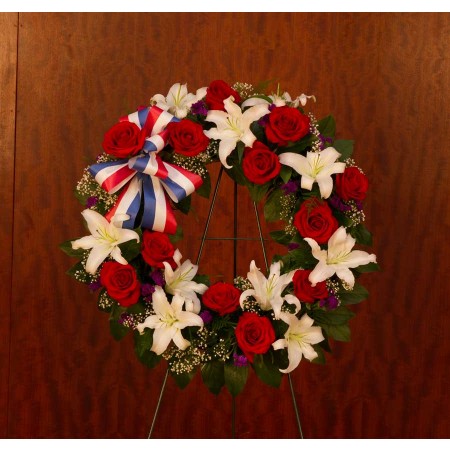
[147,166,304,439]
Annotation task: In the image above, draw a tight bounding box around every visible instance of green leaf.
[311,344,326,364]
[66,261,85,278]
[176,195,192,215]
[355,262,380,273]
[247,182,269,202]
[133,329,162,368]
[333,140,354,160]
[338,283,369,305]
[225,162,248,186]
[279,165,292,183]
[317,115,336,138]
[253,353,282,388]
[171,370,197,389]
[169,225,184,244]
[201,361,225,395]
[196,170,211,199]
[311,306,355,326]
[60,239,85,257]
[224,364,249,397]
[118,232,141,261]
[193,273,210,287]
[249,121,266,142]
[237,141,245,162]
[282,135,314,153]
[350,223,373,246]
[109,315,129,341]
[269,230,292,246]
[263,188,284,222]
[321,323,351,342]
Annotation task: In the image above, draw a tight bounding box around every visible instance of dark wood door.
[1,12,449,438]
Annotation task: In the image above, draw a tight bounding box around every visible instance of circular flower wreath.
[62,80,378,396]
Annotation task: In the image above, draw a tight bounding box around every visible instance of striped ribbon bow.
[89,106,203,234]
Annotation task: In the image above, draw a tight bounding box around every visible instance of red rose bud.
[202,282,241,316]
[167,119,210,157]
[335,166,369,201]
[242,141,281,185]
[265,106,310,146]
[102,121,146,158]
[205,80,242,111]
[100,262,141,307]
[293,269,328,303]
[293,198,339,244]
[141,231,176,269]
[235,312,275,363]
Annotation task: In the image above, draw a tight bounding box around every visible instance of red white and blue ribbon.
[121,105,180,153]
[89,106,203,234]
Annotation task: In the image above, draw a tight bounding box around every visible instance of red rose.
[293,270,328,303]
[100,261,141,307]
[141,231,175,269]
[205,80,242,111]
[335,167,369,201]
[235,312,275,363]
[102,121,146,158]
[167,119,210,157]
[242,141,281,184]
[293,199,338,244]
[265,106,310,146]
[202,282,241,316]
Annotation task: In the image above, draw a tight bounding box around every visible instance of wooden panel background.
[1,12,449,438]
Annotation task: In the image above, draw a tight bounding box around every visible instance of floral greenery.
[62,80,379,396]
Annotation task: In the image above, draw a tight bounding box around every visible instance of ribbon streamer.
[89,106,203,234]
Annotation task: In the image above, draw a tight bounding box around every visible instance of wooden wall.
[0,12,449,438]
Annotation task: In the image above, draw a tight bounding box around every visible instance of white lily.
[242,92,316,108]
[204,97,269,168]
[273,312,324,373]
[136,286,203,355]
[163,249,207,313]
[71,209,140,275]
[151,83,207,119]
[305,226,377,288]
[279,147,346,199]
[239,260,300,319]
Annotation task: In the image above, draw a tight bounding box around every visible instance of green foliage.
[59,239,85,257]
[250,122,266,142]
[311,305,355,325]
[176,195,192,215]
[282,135,314,153]
[237,142,246,162]
[279,165,292,183]
[269,230,293,246]
[224,364,249,397]
[350,223,373,246]
[118,229,142,261]
[311,345,326,364]
[321,323,351,342]
[225,160,248,186]
[247,182,270,202]
[333,140,354,160]
[253,353,282,388]
[338,283,369,305]
[264,188,284,222]
[273,241,317,272]
[109,304,130,341]
[355,262,380,273]
[317,115,336,138]
[169,225,184,244]
[133,329,162,368]
[201,361,225,395]
[196,170,211,199]
[193,274,210,287]
[171,369,197,389]
[66,261,85,278]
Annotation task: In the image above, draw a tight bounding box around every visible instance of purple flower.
[233,353,248,367]
[288,242,300,251]
[257,114,270,127]
[150,270,165,287]
[320,294,339,310]
[86,196,98,208]
[318,133,333,150]
[190,100,208,116]
[88,279,102,292]
[199,310,213,324]
[141,283,156,297]
[355,200,364,211]
[281,180,299,195]
[328,195,352,212]
[118,312,132,325]
[268,104,277,112]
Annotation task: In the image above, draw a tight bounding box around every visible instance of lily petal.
[335,267,355,287]
[280,342,303,373]
[308,261,336,286]
[85,243,111,274]
[151,327,176,355]
[218,138,238,168]
[110,246,128,265]
[71,235,97,250]
[172,330,190,350]
[81,209,110,237]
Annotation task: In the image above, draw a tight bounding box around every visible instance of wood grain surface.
[0,12,17,440]
[2,12,450,438]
